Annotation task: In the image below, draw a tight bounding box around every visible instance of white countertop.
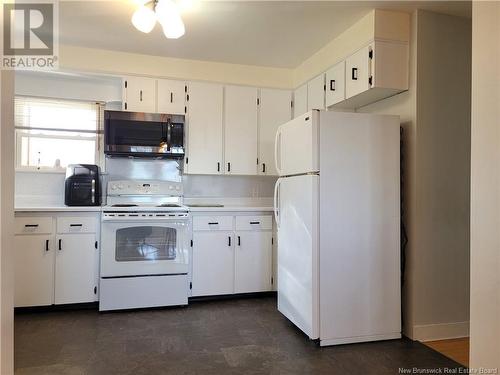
[15,206,102,212]
[15,197,274,213]
[184,197,273,212]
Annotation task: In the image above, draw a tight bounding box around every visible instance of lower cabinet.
[234,231,272,293]
[14,234,54,307]
[55,233,97,305]
[14,213,99,307]
[192,231,234,297]
[191,213,273,297]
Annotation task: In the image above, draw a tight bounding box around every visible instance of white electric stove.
[99,180,190,311]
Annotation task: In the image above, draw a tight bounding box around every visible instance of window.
[15,96,103,171]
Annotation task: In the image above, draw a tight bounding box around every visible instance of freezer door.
[277,175,319,339]
[275,111,319,176]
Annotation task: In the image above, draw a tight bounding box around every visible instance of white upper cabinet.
[325,61,346,107]
[185,81,224,175]
[258,88,292,176]
[293,83,308,118]
[307,73,326,111]
[224,85,258,175]
[345,45,372,99]
[337,41,408,109]
[122,76,156,113]
[157,79,186,115]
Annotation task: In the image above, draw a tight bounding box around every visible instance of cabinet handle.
[70,224,82,227]
[352,68,358,81]
[140,90,143,101]
[170,92,173,103]
[24,224,39,228]
[227,162,231,172]
[250,221,260,225]
[45,239,49,252]
[217,162,220,172]
[228,236,231,246]
[58,239,62,251]
[208,222,219,225]
[330,79,336,91]
[238,236,241,246]
[262,163,266,173]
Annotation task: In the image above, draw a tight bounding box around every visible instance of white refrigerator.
[274,110,401,346]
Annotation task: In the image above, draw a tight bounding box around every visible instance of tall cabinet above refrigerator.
[274,110,401,346]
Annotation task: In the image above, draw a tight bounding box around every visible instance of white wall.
[0,70,15,375]
[15,71,121,103]
[59,45,293,89]
[470,1,500,369]
[359,10,472,341]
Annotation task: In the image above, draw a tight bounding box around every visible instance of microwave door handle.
[91,179,95,204]
[166,121,172,151]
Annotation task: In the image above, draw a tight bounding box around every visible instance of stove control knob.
[118,184,124,190]
[111,184,117,190]
[168,185,173,190]
[175,186,181,191]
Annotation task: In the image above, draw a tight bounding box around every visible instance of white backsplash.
[15,159,277,206]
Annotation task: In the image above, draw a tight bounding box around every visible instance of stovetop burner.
[111,204,139,207]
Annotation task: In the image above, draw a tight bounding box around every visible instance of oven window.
[115,226,177,262]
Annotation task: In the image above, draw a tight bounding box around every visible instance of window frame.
[14,95,104,173]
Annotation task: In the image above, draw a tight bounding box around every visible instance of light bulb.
[156,0,185,39]
[131,5,156,33]
[176,0,198,12]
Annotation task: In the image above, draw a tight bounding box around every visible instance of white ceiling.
[58,1,471,68]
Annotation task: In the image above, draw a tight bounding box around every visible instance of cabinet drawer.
[235,216,272,231]
[15,217,53,235]
[57,216,97,234]
[193,216,233,231]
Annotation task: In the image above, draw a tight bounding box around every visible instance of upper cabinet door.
[307,74,326,111]
[325,61,346,107]
[224,85,258,175]
[122,76,156,113]
[185,81,224,175]
[345,45,371,99]
[157,79,186,115]
[259,88,291,176]
[293,83,308,118]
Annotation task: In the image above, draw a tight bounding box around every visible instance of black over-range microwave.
[104,110,185,158]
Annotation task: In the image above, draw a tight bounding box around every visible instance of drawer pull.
[208,222,219,225]
[45,240,49,252]
[250,221,260,225]
[24,224,39,228]
[70,224,83,227]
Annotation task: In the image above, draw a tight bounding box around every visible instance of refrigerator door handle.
[273,178,281,229]
[274,128,282,175]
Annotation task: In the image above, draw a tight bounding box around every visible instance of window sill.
[15,168,66,174]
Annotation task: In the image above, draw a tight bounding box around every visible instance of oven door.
[101,218,189,277]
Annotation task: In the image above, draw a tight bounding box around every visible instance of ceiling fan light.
[131,5,156,33]
[160,16,185,39]
[156,0,185,39]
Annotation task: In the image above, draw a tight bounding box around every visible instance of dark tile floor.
[15,296,464,375]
